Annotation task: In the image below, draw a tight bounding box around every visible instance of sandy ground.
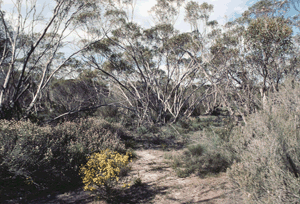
[20,148,243,204]
[124,149,242,204]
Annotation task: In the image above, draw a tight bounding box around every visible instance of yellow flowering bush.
[80,149,131,192]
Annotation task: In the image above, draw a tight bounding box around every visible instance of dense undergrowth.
[0,115,190,202]
[165,116,236,178]
[1,80,300,204]
[164,80,300,203]
[0,118,129,201]
[227,80,300,203]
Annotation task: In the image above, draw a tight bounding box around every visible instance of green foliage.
[184,1,214,31]
[124,137,137,149]
[137,124,160,135]
[98,105,119,120]
[171,156,182,169]
[0,118,127,200]
[173,116,230,134]
[48,76,108,121]
[120,113,138,130]
[186,144,204,156]
[149,0,184,25]
[169,126,235,178]
[244,16,293,55]
[79,149,132,192]
[175,167,195,178]
[189,118,203,130]
[137,126,148,135]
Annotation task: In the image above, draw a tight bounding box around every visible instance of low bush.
[227,80,300,203]
[0,118,127,201]
[186,144,204,156]
[79,149,132,193]
[170,128,235,178]
[137,126,148,135]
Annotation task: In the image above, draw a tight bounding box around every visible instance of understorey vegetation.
[1,0,300,203]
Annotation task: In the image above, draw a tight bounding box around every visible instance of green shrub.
[0,118,127,200]
[54,118,127,154]
[137,126,148,135]
[176,167,195,178]
[186,144,204,156]
[227,80,300,203]
[190,118,203,131]
[171,129,234,178]
[98,105,119,119]
[172,156,183,169]
[120,113,137,130]
[176,120,190,130]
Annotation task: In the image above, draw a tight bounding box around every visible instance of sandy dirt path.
[23,148,242,204]
[125,149,241,204]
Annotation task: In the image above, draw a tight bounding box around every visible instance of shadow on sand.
[22,182,168,204]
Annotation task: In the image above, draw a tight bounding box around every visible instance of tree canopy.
[0,0,299,124]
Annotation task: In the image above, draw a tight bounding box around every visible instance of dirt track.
[24,148,242,204]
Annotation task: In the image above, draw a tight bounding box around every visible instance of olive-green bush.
[169,127,235,178]
[0,118,127,201]
[227,80,300,203]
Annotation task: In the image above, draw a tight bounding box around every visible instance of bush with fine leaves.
[168,124,235,178]
[0,118,127,200]
[227,80,300,203]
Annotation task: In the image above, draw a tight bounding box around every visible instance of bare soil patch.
[126,149,242,204]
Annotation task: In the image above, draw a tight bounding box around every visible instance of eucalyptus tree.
[47,69,109,121]
[149,0,184,25]
[79,0,221,124]
[188,0,295,121]
[244,17,293,92]
[184,1,213,34]
[0,0,103,120]
[214,17,292,117]
[230,0,294,111]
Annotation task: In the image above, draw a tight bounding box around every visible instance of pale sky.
[1,0,297,34]
[0,0,258,33]
[133,0,256,32]
[0,0,298,57]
